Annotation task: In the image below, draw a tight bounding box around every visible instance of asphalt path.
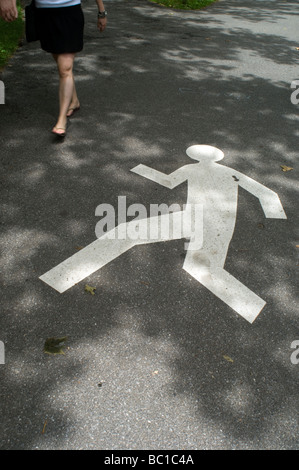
[0,0,298,450]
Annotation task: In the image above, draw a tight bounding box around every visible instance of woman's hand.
[0,0,18,22]
[97,17,107,32]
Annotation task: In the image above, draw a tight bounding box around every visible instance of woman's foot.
[52,115,68,137]
[52,126,66,137]
[66,101,80,117]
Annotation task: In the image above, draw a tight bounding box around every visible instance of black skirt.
[36,4,84,54]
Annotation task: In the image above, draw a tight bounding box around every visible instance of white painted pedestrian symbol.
[0,80,5,105]
[0,341,5,365]
[39,145,287,323]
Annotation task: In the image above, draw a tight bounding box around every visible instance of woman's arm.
[0,0,18,22]
[95,0,107,32]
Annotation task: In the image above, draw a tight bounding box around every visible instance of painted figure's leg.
[39,234,137,293]
[39,212,187,293]
[183,251,266,323]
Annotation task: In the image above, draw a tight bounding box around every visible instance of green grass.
[0,4,24,70]
[150,0,217,9]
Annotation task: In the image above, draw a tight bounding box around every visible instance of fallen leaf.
[280,165,293,172]
[85,284,96,295]
[41,419,47,434]
[223,355,234,363]
[44,337,67,355]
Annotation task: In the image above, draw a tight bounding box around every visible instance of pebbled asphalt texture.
[0,0,299,450]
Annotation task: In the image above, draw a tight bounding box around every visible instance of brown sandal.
[66,106,80,118]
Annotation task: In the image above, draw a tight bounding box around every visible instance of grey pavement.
[0,0,299,450]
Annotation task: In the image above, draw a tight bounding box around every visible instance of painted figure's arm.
[131,164,187,189]
[236,172,287,219]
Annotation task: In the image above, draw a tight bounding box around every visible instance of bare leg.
[66,77,80,117]
[52,53,77,135]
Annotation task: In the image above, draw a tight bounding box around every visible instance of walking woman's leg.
[67,78,80,117]
[52,52,77,135]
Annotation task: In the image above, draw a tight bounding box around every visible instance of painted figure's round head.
[186,145,224,162]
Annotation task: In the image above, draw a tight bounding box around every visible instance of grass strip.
[150,0,217,9]
[0,3,24,70]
